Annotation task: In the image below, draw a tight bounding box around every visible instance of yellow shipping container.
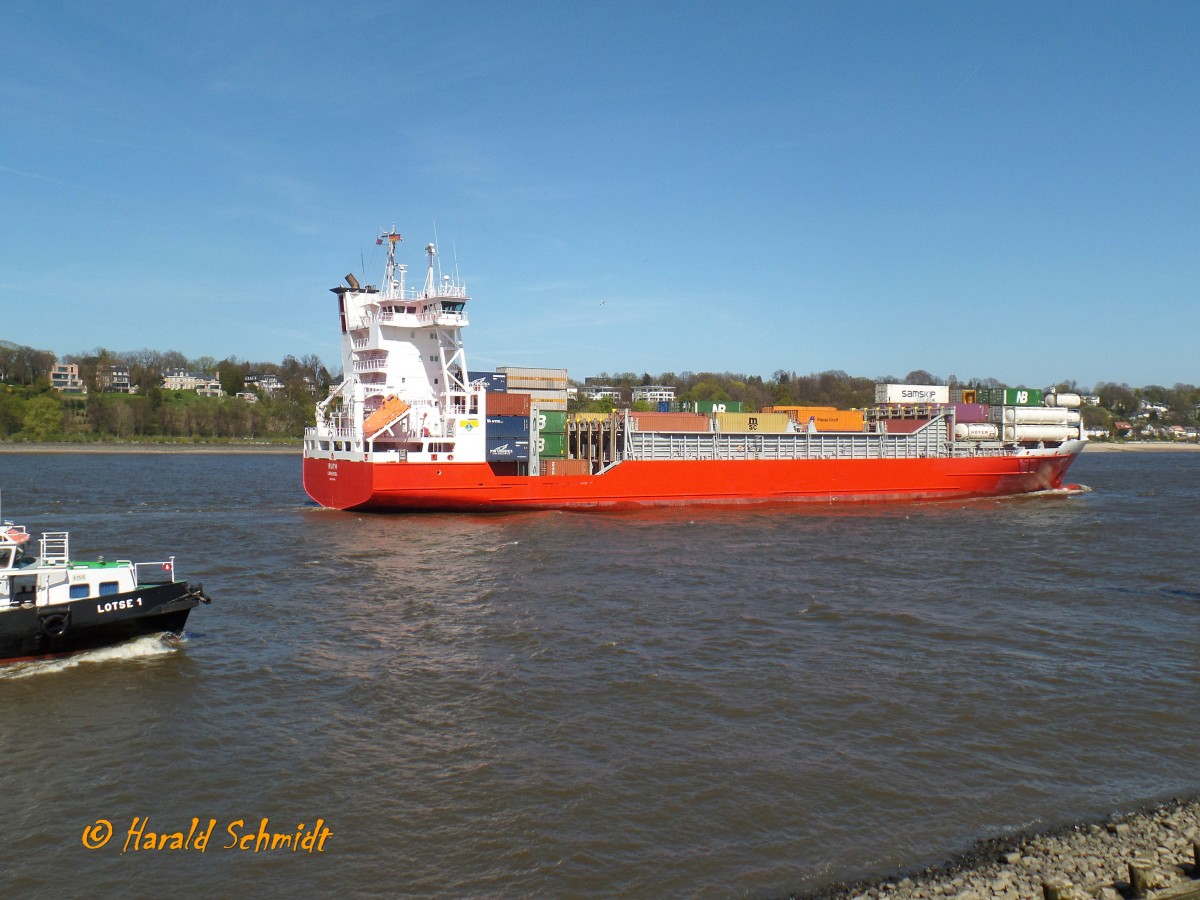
[571,412,615,423]
[714,411,791,433]
[763,405,835,415]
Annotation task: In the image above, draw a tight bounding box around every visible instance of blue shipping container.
[486,415,529,438]
[485,437,530,461]
[470,371,508,393]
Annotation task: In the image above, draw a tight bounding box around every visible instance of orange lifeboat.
[363,396,410,436]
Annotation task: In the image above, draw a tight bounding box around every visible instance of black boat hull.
[0,581,209,663]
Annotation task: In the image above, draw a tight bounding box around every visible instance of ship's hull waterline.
[303,446,1082,512]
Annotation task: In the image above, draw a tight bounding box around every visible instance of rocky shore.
[794,797,1200,900]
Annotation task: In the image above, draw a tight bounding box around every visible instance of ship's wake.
[0,633,183,679]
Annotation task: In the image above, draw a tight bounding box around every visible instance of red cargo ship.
[302,233,1085,512]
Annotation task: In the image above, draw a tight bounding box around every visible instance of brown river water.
[0,449,1196,898]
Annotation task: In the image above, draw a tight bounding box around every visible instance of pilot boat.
[0,514,211,663]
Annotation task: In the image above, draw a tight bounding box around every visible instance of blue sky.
[3,1,1197,389]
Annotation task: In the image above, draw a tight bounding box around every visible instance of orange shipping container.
[780,407,865,432]
[541,458,591,476]
[630,412,711,432]
[714,411,791,433]
[486,392,531,416]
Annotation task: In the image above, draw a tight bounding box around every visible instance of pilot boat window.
[99,582,119,596]
[0,548,11,568]
[70,584,89,599]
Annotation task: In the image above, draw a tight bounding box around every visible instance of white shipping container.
[499,366,568,379]
[1000,407,1071,425]
[875,384,950,405]
[1045,392,1083,408]
[953,423,999,441]
[1002,424,1074,442]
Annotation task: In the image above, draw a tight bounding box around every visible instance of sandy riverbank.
[0,442,297,454]
[796,796,1200,900]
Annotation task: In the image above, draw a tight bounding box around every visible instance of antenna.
[432,220,444,286]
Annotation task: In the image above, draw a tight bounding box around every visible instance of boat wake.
[0,633,184,679]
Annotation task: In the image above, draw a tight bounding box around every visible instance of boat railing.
[135,557,177,585]
[39,531,69,565]
[415,310,466,327]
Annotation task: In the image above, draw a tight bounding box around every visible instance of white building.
[632,385,675,405]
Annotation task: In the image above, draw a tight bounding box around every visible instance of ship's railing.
[625,417,959,462]
[353,358,389,372]
[38,532,69,565]
[415,310,466,327]
[135,557,178,585]
[379,284,468,302]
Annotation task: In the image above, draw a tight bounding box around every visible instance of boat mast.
[380,229,405,300]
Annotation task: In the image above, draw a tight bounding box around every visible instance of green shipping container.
[695,400,744,413]
[538,433,567,458]
[536,410,567,433]
[1001,388,1043,406]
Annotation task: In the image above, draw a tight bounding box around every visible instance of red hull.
[302,452,1080,512]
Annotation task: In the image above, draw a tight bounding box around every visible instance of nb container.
[695,400,743,413]
[537,433,567,458]
[536,411,567,433]
[1001,388,1043,407]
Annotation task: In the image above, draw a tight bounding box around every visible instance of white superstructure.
[306,232,488,462]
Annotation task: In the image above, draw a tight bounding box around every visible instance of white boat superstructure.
[309,231,489,463]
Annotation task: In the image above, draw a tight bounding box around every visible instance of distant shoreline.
[1080,441,1200,452]
[0,442,297,454]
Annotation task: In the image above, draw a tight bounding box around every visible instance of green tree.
[23,394,64,440]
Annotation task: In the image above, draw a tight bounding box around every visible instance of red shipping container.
[630,412,711,432]
[883,419,930,434]
[541,458,591,476]
[486,392,531,416]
